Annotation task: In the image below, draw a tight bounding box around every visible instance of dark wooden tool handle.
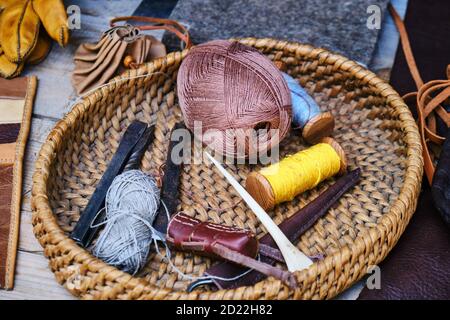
[153,122,186,233]
[122,125,155,172]
[70,121,148,247]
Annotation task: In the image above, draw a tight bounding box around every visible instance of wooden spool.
[274,60,335,144]
[245,137,347,210]
[302,112,335,144]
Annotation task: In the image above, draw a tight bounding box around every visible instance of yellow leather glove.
[0,0,68,78]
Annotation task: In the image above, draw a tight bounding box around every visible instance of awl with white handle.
[205,152,313,272]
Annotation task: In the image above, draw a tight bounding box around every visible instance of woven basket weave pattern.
[31,38,423,300]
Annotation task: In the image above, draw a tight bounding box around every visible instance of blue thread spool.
[282,72,335,143]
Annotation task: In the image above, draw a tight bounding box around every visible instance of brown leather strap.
[110,16,192,49]
[389,4,449,185]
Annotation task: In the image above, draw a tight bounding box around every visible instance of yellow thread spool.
[246,138,347,210]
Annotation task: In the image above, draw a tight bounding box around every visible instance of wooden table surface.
[0,0,407,300]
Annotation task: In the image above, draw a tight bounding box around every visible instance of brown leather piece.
[0,77,28,99]
[431,131,450,226]
[0,123,20,144]
[0,143,16,164]
[0,164,14,289]
[358,190,450,299]
[166,212,258,259]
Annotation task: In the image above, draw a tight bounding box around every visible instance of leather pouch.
[0,76,36,289]
[72,16,191,96]
[72,26,165,95]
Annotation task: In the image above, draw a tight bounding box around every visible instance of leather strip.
[389,4,449,185]
[0,77,28,99]
[0,165,14,288]
[0,76,36,289]
[0,124,21,144]
[154,122,186,233]
[110,16,192,49]
[0,100,25,124]
[0,143,16,164]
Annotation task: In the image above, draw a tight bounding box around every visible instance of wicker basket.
[31,38,423,300]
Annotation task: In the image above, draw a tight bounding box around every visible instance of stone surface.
[164,0,389,65]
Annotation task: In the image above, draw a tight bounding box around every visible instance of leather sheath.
[166,212,259,259]
[0,76,36,289]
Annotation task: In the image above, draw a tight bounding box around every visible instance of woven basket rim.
[31,37,423,299]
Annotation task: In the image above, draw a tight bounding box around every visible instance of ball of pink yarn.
[177,40,292,158]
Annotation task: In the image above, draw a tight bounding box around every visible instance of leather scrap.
[0,76,36,289]
[358,190,450,299]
